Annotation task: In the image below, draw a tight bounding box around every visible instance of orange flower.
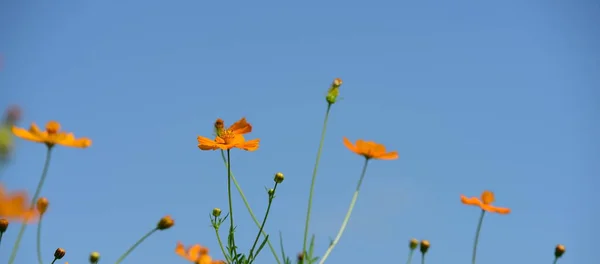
[12,121,92,148]
[460,190,511,214]
[0,184,38,222]
[342,137,399,160]
[175,242,225,264]
[198,118,259,151]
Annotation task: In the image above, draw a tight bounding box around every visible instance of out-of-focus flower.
[326,78,343,104]
[54,248,66,259]
[0,218,8,232]
[460,190,511,214]
[555,244,566,258]
[12,121,91,148]
[342,137,399,160]
[0,184,38,222]
[198,118,259,151]
[175,242,225,264]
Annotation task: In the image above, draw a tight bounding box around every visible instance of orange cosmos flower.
[342,137,399,160]
[0,184,38,222]
[175,242,225,264]
[198,118,259,151]
[460,190,511,214]
[12,121,92,148]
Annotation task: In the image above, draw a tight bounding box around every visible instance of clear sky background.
[0,1,598,264]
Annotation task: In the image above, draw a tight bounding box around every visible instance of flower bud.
[274,172,284,183]
[409,238,419,250]
[36,197,49,216]
[214,118,225,136]
[157,215,174,230]
[420,240,430,254]
[268,188,275,196]
[555,244,566,258]
[89,251,100,263]
[212,208,222,217]
[54,248,66,259]
[297,252,304,261]
[326,78,342,104]
[0,219,8,232]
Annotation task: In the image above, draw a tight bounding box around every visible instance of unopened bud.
[409,238,419,250]
[0,219,8,232]
[214,118,225,136]
[555,244,566,258]
[89,251,100,263]
[54,248,66,259]
[157,215,174,230]
[297,252,304,261]
[326,78,342,104]
[274,172,284,183]
[36,197,49,215]
[268,188,275,196]
[212,208,222,217]
[420,240,430,254]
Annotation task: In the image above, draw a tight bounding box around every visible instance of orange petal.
[175,242,188,259]
[237,138,260,151]
[11,126,44,143]
[228,118,252,135]
[57,133,92,148]
[342,137,360,154]
[198,136,218,150]
[374,151,399,160]
[460,195,483,207]
[481,204,511,214]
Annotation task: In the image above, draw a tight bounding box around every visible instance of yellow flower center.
[45,121,60,134]
[220,130,236,144]
[481,191,495,205]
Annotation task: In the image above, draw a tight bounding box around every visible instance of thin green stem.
[302,103,332,256]
[226,150,237,256]
[50,259,57,264]
[405,250,414,264]
[471,210,486,264]
[421,253,425,264]
[115,228,157,264]
[249,183,278,262]
[8,146,53,264]
[552,258,558,264]
[0,232,4,248]
[213,222,231,263]
[318,158,370,264]
[219,150,281,264]
[36,216,44,264]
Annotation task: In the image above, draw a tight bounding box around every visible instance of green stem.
[37,216,44,264]
[318,158,369,264]
[552,258,558,264]
[220,150,281,264]
[302,103,332,256]
[50,259,57,264]
[213,222,231,263]
[115,228,158,264]
[226,150,237,256]
[249,183,278,262]
[8,146,53,264]
[405,250,414,264]
[421,253,425,264]
[0,232,4,248]
[471,210,486,264]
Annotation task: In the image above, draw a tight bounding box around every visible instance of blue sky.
[1,0,598,263]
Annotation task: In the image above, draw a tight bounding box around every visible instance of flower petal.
[198,136,219,150]
[460,195,483,207]
[237,138,260,151]
[342,137,360,154]
[228,118,252,135]
[375,151,399,160]
[481,204,511,214]
[11,126,44,143]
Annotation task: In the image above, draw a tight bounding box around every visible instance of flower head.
[0,184,38,222]
[342,137,399,160]
[36,197,49,216]
[175,242,225,264]
[12,121,92,148]
[460,190,511,214]
[326,78,343,104]
[157,215,174,230]
[198,118,259,151]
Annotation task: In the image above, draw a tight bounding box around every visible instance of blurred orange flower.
[175,242,225,264]
[461,190,511,214]
[12,121,92,148]
[342,137,398,160]
[0,184,38,222]
[198,118,259,151]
